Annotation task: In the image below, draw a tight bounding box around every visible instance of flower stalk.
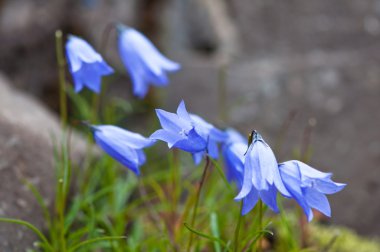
[258,200,263,252]
[234,201,244,252]
[187,155,210,251]
[55,30,67,128]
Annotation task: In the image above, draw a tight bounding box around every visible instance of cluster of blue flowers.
[65,24,345,221]
[66,25,180,98]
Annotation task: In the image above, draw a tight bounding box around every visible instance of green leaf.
[0,218,53,251]
[210,212,222,252]
[68,236,127,252]
[184,223,231,251]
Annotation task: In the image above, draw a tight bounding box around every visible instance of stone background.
[0,0,380,249]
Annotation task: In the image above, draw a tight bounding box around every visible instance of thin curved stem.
[257,200,263,252]
[187,155,210,252]
[233,202,243,252]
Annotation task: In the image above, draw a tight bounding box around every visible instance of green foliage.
[310,224,380,252]
[1,72,379,252]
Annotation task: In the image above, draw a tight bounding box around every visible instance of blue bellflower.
[189,114,227,165]
[278,160,346,221]
[222,129,247,185]
[117,25,181,98]
[235,131,290,215]
[92,125,155,175]
[223,141,246,187]
[150,101,207,153]
[66,35,114,93]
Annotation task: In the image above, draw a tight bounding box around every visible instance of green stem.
[171,149,179,214]
[55,30,67,128]
[234,202,243,252]
[68,236,126,252]
[257,200,263,252]
[187,155,210,252]
[91,91,101,124]
[57,132,71,252]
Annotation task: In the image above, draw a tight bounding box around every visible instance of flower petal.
[259,185,279,213]
[235,146,254,200]
[173,128,207,153]
[66,35,103,71]
[192,151,204,165]
[303,188,331,217]
[242,190,259,215]
[315,179,346,194]
[223,143,245,187]
[94,132,140,175]
[207,139,219,159]
[279,166,314,221]
[155,109,186,132]
[95,125,154,149]
[176,100,192,122]
[150,129,183,148]
[296,161,332,181]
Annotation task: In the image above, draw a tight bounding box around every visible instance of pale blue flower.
[66,35,114,93]
[117,25,180,98]
[92,125,154,175]
[150,101,207,153]
[235,131,290,215]
[278,160,346,221]
[190,114,227,165]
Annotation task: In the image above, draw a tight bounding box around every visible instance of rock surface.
[0,74,86,251]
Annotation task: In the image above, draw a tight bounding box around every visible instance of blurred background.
[0,0,379,241]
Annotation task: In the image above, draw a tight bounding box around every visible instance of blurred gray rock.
[0,0,138,110]
[0,74,87,251]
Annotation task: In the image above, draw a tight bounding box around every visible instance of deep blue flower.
[150,101,207,153]
[92,125,155,175]
[117,25,181,98]
[234,130,290,215]
[189,114,227,165]
[278,160,346,221]
[222,129,247,185]
[66,35,114,93]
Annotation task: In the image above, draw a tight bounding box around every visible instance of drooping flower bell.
[117,24,181,99]
[234,130,290,215]
[222,129,247,186]
[189,114,227,165]
[65,35,114,93]
[278,160,346,221]
[91,125,155,175]
[150,101,207,153]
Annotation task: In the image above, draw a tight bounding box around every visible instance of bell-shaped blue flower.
[278,160,346,222]
[150,101,207,153]
[66,35,114,93]
[222,129,247,185]
[189,114,227,165]
[235,131,290,215]
[117,24,181,99]
[223,142,246,187]
[91,125,155,175]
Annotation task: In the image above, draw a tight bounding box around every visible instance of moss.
[310,224,380,252]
